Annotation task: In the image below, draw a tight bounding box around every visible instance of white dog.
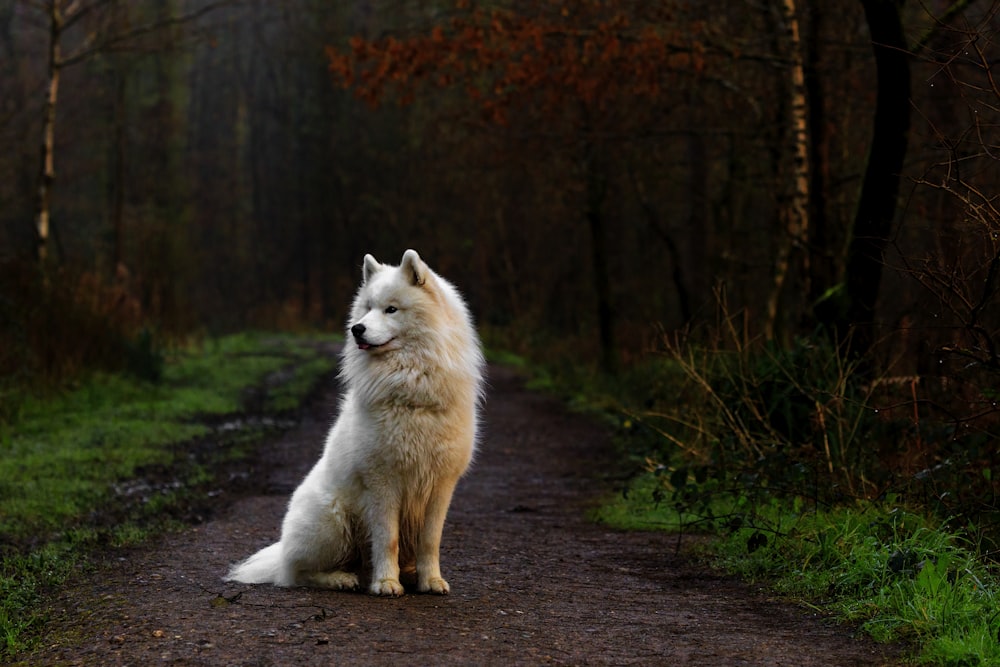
[226,249,485,596]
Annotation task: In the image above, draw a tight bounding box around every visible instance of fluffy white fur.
[225,249,485,596]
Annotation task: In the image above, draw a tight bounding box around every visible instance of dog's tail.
[225,542,284,584]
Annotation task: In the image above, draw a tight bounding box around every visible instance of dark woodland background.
[2,0,999,383]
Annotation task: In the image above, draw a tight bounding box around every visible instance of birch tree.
[29,0,74,264]
[764,0,810,341]
[19,0,231,265]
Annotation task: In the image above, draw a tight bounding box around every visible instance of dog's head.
[348,249,439,354]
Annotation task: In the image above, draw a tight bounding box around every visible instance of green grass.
[591,470,734,532]
[599,478,1000,665]
[527,335,1000,666]
[0,331,339,658]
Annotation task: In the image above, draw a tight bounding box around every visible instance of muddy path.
[19,365,902,666]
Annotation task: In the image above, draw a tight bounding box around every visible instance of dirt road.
[19,365,901,666]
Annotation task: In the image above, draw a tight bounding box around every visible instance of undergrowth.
[0,332,338,659]
[707,501,1000,666]
[0,262,161,422]
[552,315,1000,665]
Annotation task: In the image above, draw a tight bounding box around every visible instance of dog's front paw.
[370,578,404,597]
[418,576,450,595]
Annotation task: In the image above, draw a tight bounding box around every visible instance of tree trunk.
[35,1,64,265]
[111,66,126,272]
[839,0,910,357]
[585,141,615,373]
[629,165,693,325]
[684,100,707,324]
[765,0,810,341]
[804,5,834,325]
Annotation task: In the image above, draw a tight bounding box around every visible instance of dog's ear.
[400,249,427,286]
[362,254,381,284]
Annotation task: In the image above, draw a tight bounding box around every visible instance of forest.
[5,2,1000,662]
[2,2,1000,511]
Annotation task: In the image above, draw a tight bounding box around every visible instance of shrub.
[0,261,158,422]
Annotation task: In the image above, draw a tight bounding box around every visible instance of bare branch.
[59,0,235,68]
[62,0,115,32]
[913,0,978,55]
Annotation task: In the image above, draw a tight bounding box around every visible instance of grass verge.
[0,332,339,658]
[522,330,1000,665]
[598,484,1000,665]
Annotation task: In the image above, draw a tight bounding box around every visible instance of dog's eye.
[384,306,398,314]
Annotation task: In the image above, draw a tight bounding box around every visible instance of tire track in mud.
[19,365,902,666]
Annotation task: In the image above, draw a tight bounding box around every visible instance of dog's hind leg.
[399,561,418,588]
[303,570,360,591]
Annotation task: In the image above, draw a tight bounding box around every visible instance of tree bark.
[585,141,615,373]
[35,0,66,265]
[629,165,693,325]
[765,0,810,341]
[839,0,910,357]
[804,5,834,325]
[111,66,126,272]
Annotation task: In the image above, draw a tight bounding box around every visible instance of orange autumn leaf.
[327,2,707,124]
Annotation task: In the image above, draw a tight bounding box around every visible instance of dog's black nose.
[351,323,366,340]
